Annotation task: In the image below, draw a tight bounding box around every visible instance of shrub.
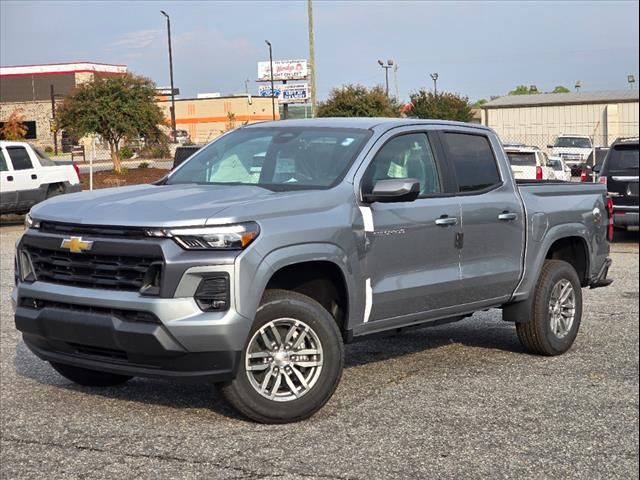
[120,145,134,160]
[139,144,170,159]
[44,146,54,154]
[138,161,150,169]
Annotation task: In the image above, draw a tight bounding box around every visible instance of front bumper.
[12,268,251,383]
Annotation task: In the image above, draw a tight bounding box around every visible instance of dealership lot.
[0,224,638,479]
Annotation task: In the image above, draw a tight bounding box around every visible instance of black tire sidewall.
[534,261,583,354]
[225,290,344,423]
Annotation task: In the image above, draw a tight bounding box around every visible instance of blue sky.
[1,0,638,103]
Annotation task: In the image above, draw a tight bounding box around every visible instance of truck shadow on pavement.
[14,316,525,421]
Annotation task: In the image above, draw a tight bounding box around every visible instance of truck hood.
[31,183,344,227]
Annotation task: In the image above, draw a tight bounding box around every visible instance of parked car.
[549,156,572,181]
[13,119,612,423]
[0,141,81,215]
[504,145,557,180]
[171,129,191,144]
[548,134,594,174]
[594,137,639,233]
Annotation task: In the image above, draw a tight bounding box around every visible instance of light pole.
[430,73,439,96]
[160,10,177,142]
[628,74,636,89]
[265,40,275,120]
[378,59,394,97]
[575,80,582,92]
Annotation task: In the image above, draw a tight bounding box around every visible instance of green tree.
[57,73,166,173]
[508,85,540,95]
[0,108,28,140]
[407,90,473,122]
[317,84,401,117]
[474,98,488,107]
[551,85,570,93]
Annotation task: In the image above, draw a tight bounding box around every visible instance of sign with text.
[257,59,308,82]
[259,83,310,104]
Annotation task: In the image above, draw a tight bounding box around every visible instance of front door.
[4,145,41,210]
[357,130,463,324]
[0,148,18,212]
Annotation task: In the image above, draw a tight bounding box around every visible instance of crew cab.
[0,141,81,214]
[548,134,594,174]
[12,119,612,423]
[594,137,639,233]
[504,145,557,180]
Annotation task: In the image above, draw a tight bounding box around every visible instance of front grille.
[23,245,162,292]
[20,297,161,324]
[39,221,147,238]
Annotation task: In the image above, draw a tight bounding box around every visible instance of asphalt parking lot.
[1,223,638,480]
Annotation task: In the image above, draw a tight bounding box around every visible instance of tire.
[222,289,344,423]
[50,362,133,387]
[516,259,583,356]
[46,184,64,199]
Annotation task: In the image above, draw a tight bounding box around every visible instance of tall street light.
[160,10,177,142]
[265,40,275,120]
[430,73,439,96]
[378,59,394,97]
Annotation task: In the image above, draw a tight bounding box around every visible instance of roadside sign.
[259,83,310,104]
[257,60,308,82]
[155,87,180,96]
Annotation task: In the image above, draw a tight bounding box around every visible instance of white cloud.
[110,30,160,49]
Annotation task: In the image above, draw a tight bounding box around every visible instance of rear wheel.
[516,260,583,356]
[50,362,132,387]
[222,289,344,423]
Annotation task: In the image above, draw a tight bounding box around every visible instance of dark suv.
[596,137,639,232]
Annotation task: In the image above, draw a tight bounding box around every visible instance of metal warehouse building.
[481,90,639,148]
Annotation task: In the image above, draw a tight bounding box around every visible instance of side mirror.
[593,164,601,174]
[364,179,420,203]
[547,144,554,149]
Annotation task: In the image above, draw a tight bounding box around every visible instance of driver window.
[364,133,440,196]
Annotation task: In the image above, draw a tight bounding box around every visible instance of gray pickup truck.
[12,119,613,423]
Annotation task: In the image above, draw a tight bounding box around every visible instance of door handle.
[31,174,37,180]
[498,212,518,221]
[7,176,13,181]
[435,216,458,227]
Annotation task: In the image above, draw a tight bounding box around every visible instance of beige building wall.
[157,96,279,144]
[0,100,54,149]
[483,101,639,148]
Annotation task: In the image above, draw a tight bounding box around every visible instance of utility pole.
[160,10,177,142]
[265,40,276,120]
[393,63,399,100]
[307,0,317,117]
[244,78,250,94]
[430,73,439,96]
[50,84,58,155]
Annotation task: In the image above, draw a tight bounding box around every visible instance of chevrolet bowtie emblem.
[60,236,94,253]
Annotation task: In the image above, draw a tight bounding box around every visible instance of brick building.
[0,62,128,151]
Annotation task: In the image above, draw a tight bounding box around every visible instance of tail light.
[535,166,543,180]
[599,175,607,187]
[72,163,80,182]
[580,170,588,182]
[606,196,614,242]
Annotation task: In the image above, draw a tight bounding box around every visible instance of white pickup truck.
[0,141,82,215]
[548,135,593,173]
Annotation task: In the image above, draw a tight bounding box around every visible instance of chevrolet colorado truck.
[12,119,613,423]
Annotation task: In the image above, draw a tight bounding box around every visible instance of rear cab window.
[5,147,34,170]
[442,132,501,193]
[506,151,536,166]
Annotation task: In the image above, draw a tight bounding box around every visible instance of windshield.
[167,127,372,190]
[506,152,536,166]
[549,159,563,170]
[554,137,592,148]
[608,144,639,172]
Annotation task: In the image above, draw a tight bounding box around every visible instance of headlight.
[145,222,260,250]
[24,213,40,230]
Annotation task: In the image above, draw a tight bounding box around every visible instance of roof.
[481,90,639,109]
[504,146,539,152]
[0,62,127,77]
[245,117,492,131]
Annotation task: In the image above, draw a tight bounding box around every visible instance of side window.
[443,133,500,192]
[0,150,9,172]
[5,147,34,171]
[364,133,441,196]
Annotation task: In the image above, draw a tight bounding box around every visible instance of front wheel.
[222,289,344,423]
[516,260,583,356]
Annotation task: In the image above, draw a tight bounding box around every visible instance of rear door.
[0,148,18,212]
[439,130,525,306]
[4,145,43,210]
